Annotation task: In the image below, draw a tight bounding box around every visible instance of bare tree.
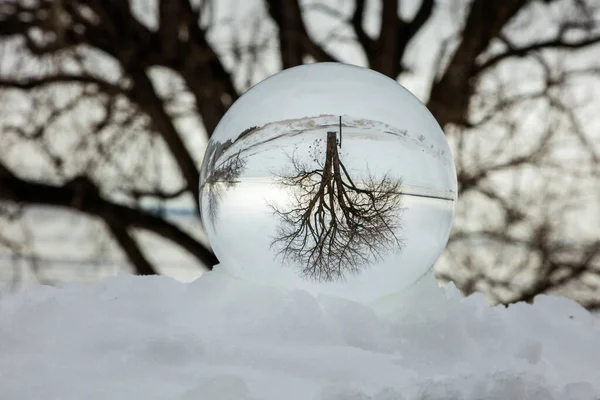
[201,149,247,227]
[272,124,404,282]
[0,0,598,308]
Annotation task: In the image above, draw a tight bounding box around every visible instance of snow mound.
[1,269,599,400]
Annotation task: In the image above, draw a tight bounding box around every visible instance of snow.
[1,268,599,400]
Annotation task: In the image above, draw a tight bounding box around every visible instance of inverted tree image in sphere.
[199,63,457,303]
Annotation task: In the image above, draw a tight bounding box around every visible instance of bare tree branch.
[105,216,158,275]
[127,68,202,202]
[353,0,435,77]
[0,75,124,94]
[427,0,529,127]
[0,164,217,271]
[405,0,435,39]
[272,128,404,282]
[477,34,600,73]
[351,0,375,59]
[372,0,401,76]
[515,241,600,303]
[266,0,338,68]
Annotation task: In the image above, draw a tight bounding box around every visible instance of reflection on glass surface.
[270,117,404,283]
[199,63,457,303]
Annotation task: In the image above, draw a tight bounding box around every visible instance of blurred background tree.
[0,0,598,308]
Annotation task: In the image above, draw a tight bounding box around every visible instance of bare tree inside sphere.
[201,150,247,228]
[271,120,405,282]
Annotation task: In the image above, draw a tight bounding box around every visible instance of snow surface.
[1,268,599,400]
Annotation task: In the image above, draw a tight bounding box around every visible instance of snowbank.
[0,269,599,400]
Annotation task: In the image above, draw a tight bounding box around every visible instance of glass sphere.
[199,63,457,303]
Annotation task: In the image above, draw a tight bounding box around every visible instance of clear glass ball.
[199,63,457,303]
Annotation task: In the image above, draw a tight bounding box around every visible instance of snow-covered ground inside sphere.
[0,269,599,400]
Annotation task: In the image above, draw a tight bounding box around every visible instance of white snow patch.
[1,269,599,400]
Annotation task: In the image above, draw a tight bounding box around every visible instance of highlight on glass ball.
[199,63,457,303]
